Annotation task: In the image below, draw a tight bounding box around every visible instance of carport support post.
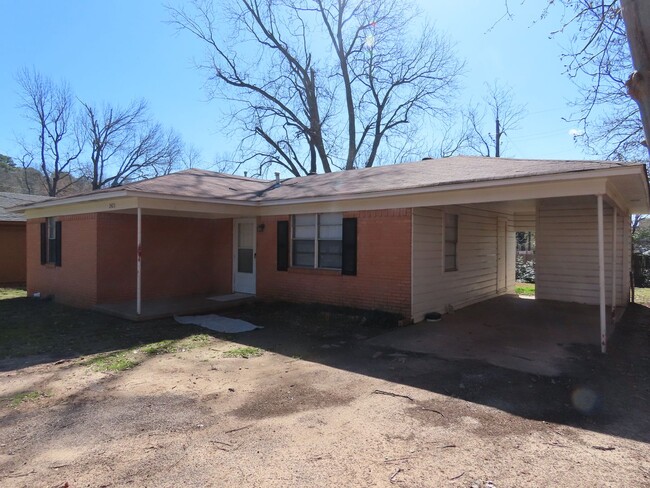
[597,195,607,353]
[137,207,142,316]
[612,209,617,317]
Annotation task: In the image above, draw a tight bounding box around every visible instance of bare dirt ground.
[1,296,649,487]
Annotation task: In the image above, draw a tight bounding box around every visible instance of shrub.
[516,255,535,283]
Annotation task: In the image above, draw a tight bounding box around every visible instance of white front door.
[233,219,256,294]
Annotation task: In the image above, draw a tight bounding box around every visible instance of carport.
[372,295,624,376]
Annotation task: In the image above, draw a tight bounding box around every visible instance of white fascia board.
[258,165,643,208]
[258,177,610,216]
[23,196,140,219]
[19,190,259,219]
[134,196,258,217]
[129,190,259,207]
[605,182,631,215]
[13,189,130,213]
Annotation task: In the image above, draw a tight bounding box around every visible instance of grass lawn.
[634,287,650,305]
[0,287,216,365]
[513,283,650,304]
[0,288,27,300]
[515,282,535,296]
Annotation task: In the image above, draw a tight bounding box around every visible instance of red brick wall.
[26,215,99,307]
[27,213,234,308]
[0,222,27,285]
[96,214,233,303]
[256,209,412,318]
[27,208,414,317]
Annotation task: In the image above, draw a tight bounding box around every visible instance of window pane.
[292,239,314,267]
[319,213,342,225]
[295,214,316,226]
[47,218,56,239]
[445,213,458,226]
[238,248,254,273]
[319,224,342,240]
[445,255,456,271]
[294,214,316,240]
[444,226,457,242]
[48,239,57,264]
[238,222,254,248]
[318,240,342,268]
[294,225,316,239]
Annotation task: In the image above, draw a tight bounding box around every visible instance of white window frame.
[444,213,458,272]
[47,217,57,264]
[292,213,343,269]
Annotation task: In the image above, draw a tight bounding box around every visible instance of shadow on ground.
[1,295,649,445]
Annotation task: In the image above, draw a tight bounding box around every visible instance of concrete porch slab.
[94,293,255,321]
[370,295,624,376]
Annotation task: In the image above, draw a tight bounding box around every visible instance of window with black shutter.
[277,220,289,271]
[291,213,344,269]
[341,218,357,276]
[41,217,62,266]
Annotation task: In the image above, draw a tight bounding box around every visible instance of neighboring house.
[11,157,650,351]
[0,192,50,285]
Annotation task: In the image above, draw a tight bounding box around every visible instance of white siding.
[412,205,515,322]
[536,196,630,306]
[514,213,536,232]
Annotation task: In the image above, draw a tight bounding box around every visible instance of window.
[292,213,343,269]
[47,217,57,264]
[444,213,458,272]
[41,217,62,266]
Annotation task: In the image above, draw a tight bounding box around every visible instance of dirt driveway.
[1,296,649,487]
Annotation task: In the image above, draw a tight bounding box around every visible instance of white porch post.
[612,208,617,317]
[137,206,142,316]
[597,195,607,353]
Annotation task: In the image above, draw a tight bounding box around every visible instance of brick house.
[0,192,50,286]
[11,157,650,351]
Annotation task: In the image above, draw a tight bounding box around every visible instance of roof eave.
[259,164,648,207]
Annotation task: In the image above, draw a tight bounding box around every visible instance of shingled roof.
[9,156,643,209]
[257,156,633,201]
[0,192,50,222]
[100,156,634,201]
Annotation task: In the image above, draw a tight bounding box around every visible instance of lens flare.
[571,386,599,414]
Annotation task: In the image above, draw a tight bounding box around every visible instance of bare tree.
[538,1,646,160]
[465,82,526,157]
[168,0,462,176]
[81,100,183,189]
[620,0,650,158]
[16,69,84,196]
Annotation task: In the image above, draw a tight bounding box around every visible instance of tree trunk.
[621,0,650,157]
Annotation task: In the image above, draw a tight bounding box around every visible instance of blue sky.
[0,1,595,174]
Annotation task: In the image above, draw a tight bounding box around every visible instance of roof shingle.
[0,192,51,221]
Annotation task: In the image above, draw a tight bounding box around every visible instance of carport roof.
[9,156,649,213]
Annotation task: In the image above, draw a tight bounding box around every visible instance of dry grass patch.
[6,390,47,407]
[223,346,264,358]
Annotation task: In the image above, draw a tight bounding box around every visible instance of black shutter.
[341,217,357,276]
[40,223,47,265]
[277,220,289,271]
[55,221,62,267]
